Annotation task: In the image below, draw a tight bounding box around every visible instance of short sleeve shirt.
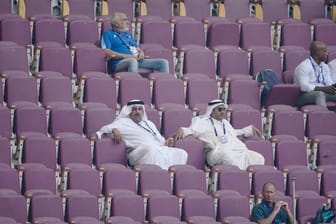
[251,200,290,224]
[101,29,138,71]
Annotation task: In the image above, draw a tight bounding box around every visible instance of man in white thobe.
[96,99,188,170]
[175,99,264,170]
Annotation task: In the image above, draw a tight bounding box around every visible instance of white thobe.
[97,118,188,170]
[181,117,264,170]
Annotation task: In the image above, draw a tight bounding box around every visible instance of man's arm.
[314,85,336,95]
[175,127,192,141]
[103,48,137,59]
[96,122,123,144]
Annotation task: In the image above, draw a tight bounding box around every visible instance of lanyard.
[309,57,325,85]
[209,118,226,136]
[137,120,156,136]
[113,30,135,49]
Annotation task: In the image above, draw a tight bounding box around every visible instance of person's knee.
[128,58,139,72]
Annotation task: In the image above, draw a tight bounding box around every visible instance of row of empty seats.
[1,160,336,223]
[1,0,335,23]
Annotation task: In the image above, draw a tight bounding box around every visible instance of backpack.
[314,203,336,224]
[255,69,282,107]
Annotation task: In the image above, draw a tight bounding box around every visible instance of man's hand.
[137,49,145,60]
[274,201,288,213]
[315,85,336,94]
[252,126,263,138]
[174,128,184,141]
[165,137,175,147]
[112,128,122,144]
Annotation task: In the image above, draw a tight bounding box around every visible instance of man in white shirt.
[294,41,336,107]
[175,99,264,170]
[328,57,336,83]
[96,99,188,170]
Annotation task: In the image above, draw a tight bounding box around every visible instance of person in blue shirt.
[251,182,294,224]
[101,12,169,74]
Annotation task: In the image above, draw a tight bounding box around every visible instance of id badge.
[130,46,139,56]
[220,135,228,144]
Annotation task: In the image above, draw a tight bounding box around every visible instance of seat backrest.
[66,19,99,46]
[186,79,218,111]
[58,137,92,169]
[314,23,336,46]
[240,22,272,50]
[173,20,205,49]
[0,106,11,138]
[0,45,29,74]
[283,49,310,72]
[0,17,31,47]
[179,0,211,21]
[30,194,63,222]
[229,108,263,134]
[39,46,73,79]
[84,107,115,139]
[137,167,171,195]
[65,194,99,222]
[19,0,52,18]
[103,0,134,20]
[22,167,56,194]
[67,168,101,196]
[140,0,172,20]
[0,194,27,223]
[174,136,205,170]
[245,139,274,166]
[118,78,151,107]
[217,48,250,79]
[207,20,240,50]
[276,140,308,170]
[161,108,193,138]
[172,168,207,195]
[48,107,83,137]
[251,49,282,78]
[228,79,261,110]
[306,110,336,139]
[261,0,289,24]
[280,22,311,50]
[183,48,216,80]
[271,110,305,141]
[14,105,47,136]
[32,18,66,46]
[94,138,127,168]
[217,195,251,221]
[140,20,172,49]
[40,76,73,106]
[0,167,20,194]
[23,136,57,169]
[73,47,107,79]
[286,169,319,196]
[298,0,325,23]
[152,78,185,110]
[217,169,250,197]
[62,0,96,20]
[223,0,251,21]
[5,76,38,107]
[84,77,117,109]
[0,0,12,14]
[102,166,137,195]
